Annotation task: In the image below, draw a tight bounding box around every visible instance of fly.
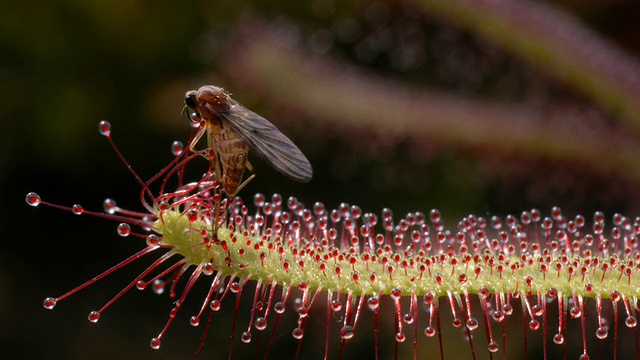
[184,85,312,198]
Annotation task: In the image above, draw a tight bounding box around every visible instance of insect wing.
[220,100,312,182]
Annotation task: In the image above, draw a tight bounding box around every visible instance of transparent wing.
[218,100,313,182]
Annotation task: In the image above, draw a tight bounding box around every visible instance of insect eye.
[184,91,198,108]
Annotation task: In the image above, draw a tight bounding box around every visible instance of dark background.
[3,0,640,359]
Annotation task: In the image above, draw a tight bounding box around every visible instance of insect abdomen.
[217,126,249,196]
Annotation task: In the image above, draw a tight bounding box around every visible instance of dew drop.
[98,120,111,136]
[340,325,354,340]
[625,316,637,328]
[466,317,479,331]
[255,317,267,331]
[292,327,304,340]
[72,204,84,215]
[117,223,131,237]
[241,331,252,343]
[43,297,57,310]
[595,326,608,339]
[103,198,117,214]
[88,311,100,323]
[26,192,41,207]
[488,341,499,353]
[274,302,285,314]
[190,316,200,327]
[395,332,406,343]
[171,140,184,156]
[150,337,161,350]
[424,326,436,337]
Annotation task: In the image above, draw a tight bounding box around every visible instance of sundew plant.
[27,116,640,360]
[12,0,640,358]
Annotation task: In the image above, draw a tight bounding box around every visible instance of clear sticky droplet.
[595,327,608,339]
[117,223,131,237]
[367,297,379,311]
[202,262,214,276]
[492,310,505,322]
[569,306,581,318]
[424,326,436,337]
[452,318,462,328]
[103,198,117,214]
[150,337,161,350]
[553,333,564,344]
[274,302,285,314]
[625,316,637,328]
[136,280,146,290]
[171,141,184,156]
[43,297,57,309]
[340,325,354,340]
[210,300,221,311]
[255,317,267,331]
[152,279,165,295]
[430,209,441,222]
[88,311,100,323]
[529,319,540,331]
[488,341,499,353]
[72,204,84,215]
[532,304,543,317]
[395,332,406,343]
[26,192,41,207]
[331,299,342,312]
[390,288,402,300]
[241,331,252,343]
[254,193,265,207]
[190,316,200,327]
[292,327,304,340]
[190,113,201,128]
[403,313,414,324]
[502,303,513,315]
[98,120,111,136]
[466,317,479,331]
[146,234,159,246]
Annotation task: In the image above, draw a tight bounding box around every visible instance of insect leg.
[188,126,208,157]
[233,160,256,196]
